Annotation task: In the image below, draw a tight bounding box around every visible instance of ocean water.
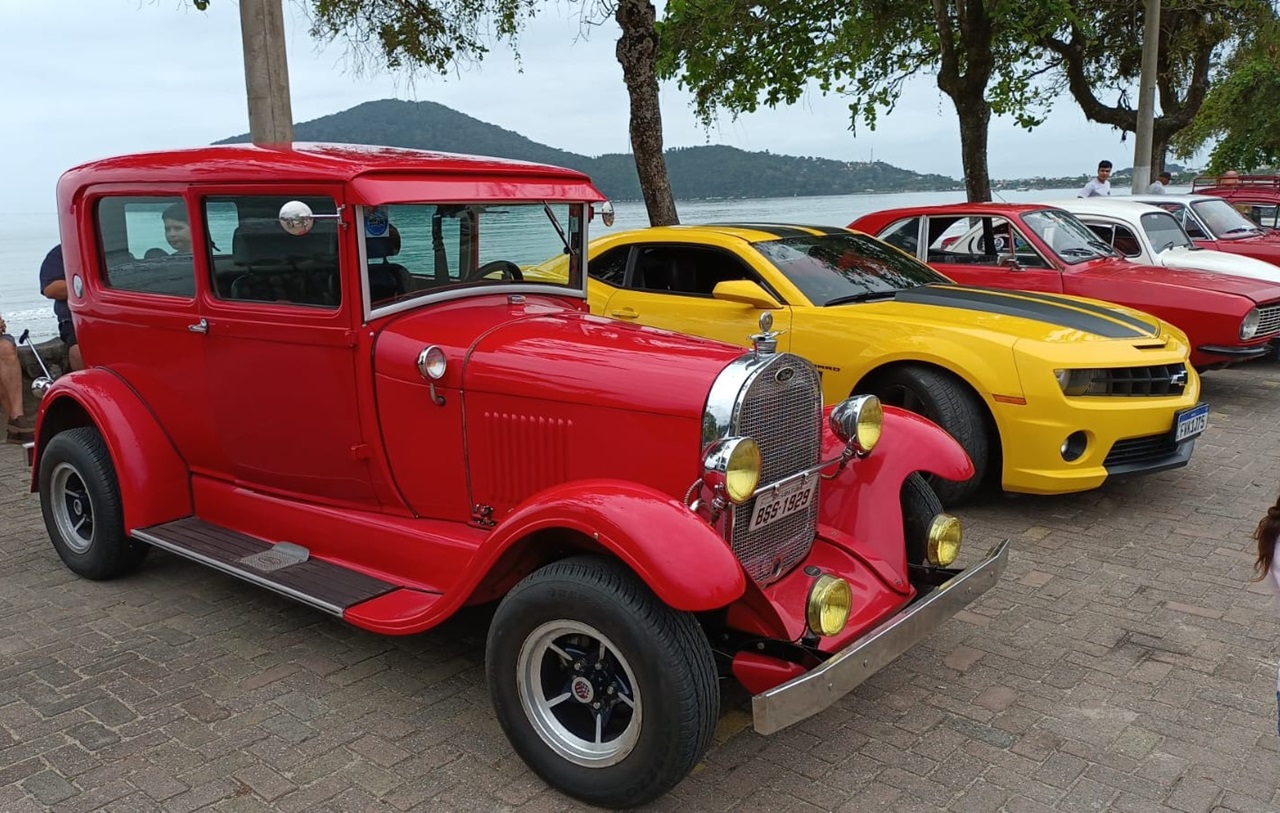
[0,186,1089,342]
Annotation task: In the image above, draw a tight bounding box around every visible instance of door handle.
[609,308,639,320]
[188,318,208,334]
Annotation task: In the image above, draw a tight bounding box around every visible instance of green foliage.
[1171,19,1280,172]
[213,99,961,199]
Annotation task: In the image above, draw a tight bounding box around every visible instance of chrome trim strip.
[23,441,35,468]
[130,529,346,617]
[751,539,1010,735]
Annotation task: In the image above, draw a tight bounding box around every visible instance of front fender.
[31,369,192,530]
[475,479,747,612]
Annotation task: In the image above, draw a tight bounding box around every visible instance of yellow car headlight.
[926,514,963,567]
[829,394,883,454]
[806,575,853,637]
[701,437,762,504]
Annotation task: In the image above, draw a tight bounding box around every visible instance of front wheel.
[901,472,945,566]
[486,556,718,808]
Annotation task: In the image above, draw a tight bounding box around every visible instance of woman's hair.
[1254,491,1280,578]
[162,202,188,223]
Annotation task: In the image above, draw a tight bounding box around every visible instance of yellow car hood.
[874,284,1163,344]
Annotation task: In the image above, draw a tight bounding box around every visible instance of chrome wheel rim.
[50,462,95,554]
[516,620,642,767]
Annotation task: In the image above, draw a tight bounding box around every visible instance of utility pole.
[239,0,294,144]
[1131,0,1160,194]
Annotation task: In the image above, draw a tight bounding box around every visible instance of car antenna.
[991,184,1009,203]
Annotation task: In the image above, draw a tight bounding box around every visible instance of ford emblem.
[775,367,795,383]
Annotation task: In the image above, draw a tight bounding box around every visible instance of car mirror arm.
[998,255,1022,271]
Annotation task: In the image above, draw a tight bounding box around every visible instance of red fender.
[31,370,192,531]
[471,479,747,612]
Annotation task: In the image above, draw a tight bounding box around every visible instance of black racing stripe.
[708,223,825,239]
[895,285,1150,339]
[972,286,1158,336]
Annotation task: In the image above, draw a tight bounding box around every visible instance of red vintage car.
[1131,193,1280,265]
[28,144,1006,808]
[1190,174,1280,230]
[851,203,1280,369]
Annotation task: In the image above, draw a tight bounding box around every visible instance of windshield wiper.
[1086,239,1119,256]
[1223,225,1261,235]
[1058,247,1097,258]
[543,202,570,251]
[824,291,900,306]
[1155,240,1177,253]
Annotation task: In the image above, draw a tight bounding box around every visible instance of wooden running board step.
[132,517,396,616]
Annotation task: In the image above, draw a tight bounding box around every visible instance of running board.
[132,517,396,616]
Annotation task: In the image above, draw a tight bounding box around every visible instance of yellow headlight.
[701,437,762,505]
[926,514,963,567]
[829,394,883,454]
[806,575,853,637]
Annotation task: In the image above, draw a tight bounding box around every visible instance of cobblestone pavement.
[3,366,1280,813]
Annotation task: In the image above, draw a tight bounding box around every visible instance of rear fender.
[818,404,972,560]
[470,479,747,612]
[31,370,192,529]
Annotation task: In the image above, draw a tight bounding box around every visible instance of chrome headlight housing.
[1241,307,1261,340]
[829,395,882,454]
[926,514,963,566]
[701,437,762,505]
[806,574,852,636]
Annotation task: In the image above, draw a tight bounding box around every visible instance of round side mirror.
[279,200,315,235]
[596,201,615,228]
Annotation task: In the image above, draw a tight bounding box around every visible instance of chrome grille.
[1075,364,1189,396]
[1257,304,1280,338]
[725,354,823,584]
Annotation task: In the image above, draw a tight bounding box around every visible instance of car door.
[592,242,793,350]
[918,214,1065,294]
[196,187,378,507]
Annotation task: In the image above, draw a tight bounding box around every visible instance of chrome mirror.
[594,201,616,228]
[279,201,315,235]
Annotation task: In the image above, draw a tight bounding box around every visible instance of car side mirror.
[998,254,1022,271]
[712,280,782,309]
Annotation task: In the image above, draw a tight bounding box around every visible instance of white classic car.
[1047,198,1280,284]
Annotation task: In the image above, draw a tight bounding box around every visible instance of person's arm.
[42,279,68,300]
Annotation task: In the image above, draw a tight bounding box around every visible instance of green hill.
[215,99,960,200]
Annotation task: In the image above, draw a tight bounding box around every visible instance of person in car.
[162,202,193,254]
[0,313,34,443]
[38,245,83,373]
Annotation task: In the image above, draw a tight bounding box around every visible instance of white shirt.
[1148,181,1167,194]
[1079,177,1111,197]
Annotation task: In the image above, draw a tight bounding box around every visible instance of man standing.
[1078,160,1113,197]
[1148,171,1173,194]
[39,245,83,373]
[0,314,34,443]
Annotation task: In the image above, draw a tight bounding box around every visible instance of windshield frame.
[1139,210,1194,253]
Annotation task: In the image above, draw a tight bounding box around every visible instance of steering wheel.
[465,260,524,282]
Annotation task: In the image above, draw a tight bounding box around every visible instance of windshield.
[1022,209,1113,264]
[1191,198,1264,239]
[753,232,949,306]
[1140,211,1193,253]
[361,202,584,310]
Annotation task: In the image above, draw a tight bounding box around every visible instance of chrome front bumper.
[751,539,1010,735]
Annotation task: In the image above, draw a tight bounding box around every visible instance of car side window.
[588,246,630,286]
[1250,205,1279,229]
[1111,226,1142,257]
[927,216,1051,269]
[206,195,341,308]
[879,218,921,255]
[93,196,196,298]
[628,247,754,296]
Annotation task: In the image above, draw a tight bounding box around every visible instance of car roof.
[1129,193,1221,205]
[1041,198,1172,219]
[58,142,599,197]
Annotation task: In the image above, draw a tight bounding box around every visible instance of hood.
[1160,246,1280,284]
[1076,257,1280,304]
[463,310,743,418]
[885,284,1162,342]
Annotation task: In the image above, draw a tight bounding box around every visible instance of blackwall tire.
[868,365,990,506]
[901,472,945,565]
[486,555,718,808]
[38,427,149,580]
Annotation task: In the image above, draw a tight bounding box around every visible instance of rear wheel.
[901,472,944,565]
[866,365,991,506]
[486,556,718,808]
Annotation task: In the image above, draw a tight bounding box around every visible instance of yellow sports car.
[529,224,1205,505]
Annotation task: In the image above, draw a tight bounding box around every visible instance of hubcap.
[516,620,642,767]
[50,462,95,554]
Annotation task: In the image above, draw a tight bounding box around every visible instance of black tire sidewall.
[901,472,944,565]
[486,558,717,808]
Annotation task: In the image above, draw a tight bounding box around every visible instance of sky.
[0,0,1195,214]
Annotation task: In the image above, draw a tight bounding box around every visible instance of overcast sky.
[1,0,1195,213]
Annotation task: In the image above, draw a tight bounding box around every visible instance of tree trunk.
[1150,132,1168,179]
[954,99,993,202]
[615,0,679,226]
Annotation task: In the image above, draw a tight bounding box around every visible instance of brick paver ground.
[3,365,1280,811]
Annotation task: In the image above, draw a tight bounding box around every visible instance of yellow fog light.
[926,514,963,566]
[806,575,853,637]
[701,437,762,505]
[829,394,883,454]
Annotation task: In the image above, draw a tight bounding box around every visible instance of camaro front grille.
[727,354,822,584]
[1257,304,1280,338]
[1075,364,1189,396]
[1103,433,1179,468]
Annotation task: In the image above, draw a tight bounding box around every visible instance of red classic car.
[28,144,1006,808]
[1190,174,1280,230]
[851,203,1280,369]
[1131,193,1280,265]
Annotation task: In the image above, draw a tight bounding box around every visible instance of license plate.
[1174,403,1210,442]
[749,476,819,531]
